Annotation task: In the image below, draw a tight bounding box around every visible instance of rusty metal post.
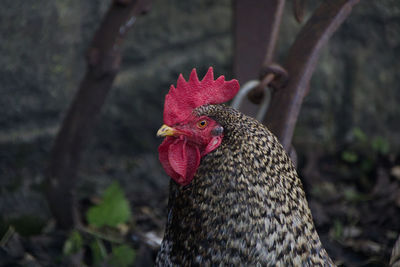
[233,0,285,117]
[264,0,360,151]
[46,0,152,229]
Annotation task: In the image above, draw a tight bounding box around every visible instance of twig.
[0,226,15,247]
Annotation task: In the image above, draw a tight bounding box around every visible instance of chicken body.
[156,104,334,266]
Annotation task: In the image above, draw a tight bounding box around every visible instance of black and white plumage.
[156,104,334,266]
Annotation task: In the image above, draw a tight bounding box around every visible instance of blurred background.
[0,0,399,266]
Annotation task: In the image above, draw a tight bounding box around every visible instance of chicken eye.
[196,120,208,129]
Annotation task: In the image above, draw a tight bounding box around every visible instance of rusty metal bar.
[233,0,286,117]
[45,0,152,229]
[247,63,288,104]
[293,0,307,23]
[263,0,360,151]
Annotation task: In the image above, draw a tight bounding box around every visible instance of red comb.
[163,67,239,125]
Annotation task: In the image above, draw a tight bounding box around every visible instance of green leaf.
[343,188,368,202]
[109,245,135,267]
[63,230,83,256]
[341,150,358,163]
[352,127,367,143]
[371,136,390,155]
[90,238,107,266]
[333,219,343,240]
[360,159,373,173]
[86,181,132,228]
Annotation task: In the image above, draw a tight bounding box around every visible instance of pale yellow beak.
[157,124,177,137]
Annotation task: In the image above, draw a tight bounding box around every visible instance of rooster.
[155,67,334,266]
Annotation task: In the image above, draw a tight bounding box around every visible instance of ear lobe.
[211,126,223,136]
[203,136,222,156]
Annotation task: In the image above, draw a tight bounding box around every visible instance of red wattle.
[158,137,200,186]
[158,137,177,179]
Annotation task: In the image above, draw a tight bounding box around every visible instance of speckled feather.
[156,104,334,266]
